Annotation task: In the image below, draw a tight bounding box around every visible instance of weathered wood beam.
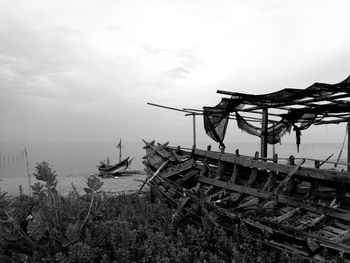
[306,161,320,199]
[348,120,350,172]
[259,159,304,207]
[235,197,259,210]
[174,169,199,185]
[142,141,171,159]
[161,158,195,178]
[275,208,301,223]
[215,159,225,179]
[315,119,350,125]
[261,109,268,158]
[193,149,350,184]
[246,152,259,187]
[259,218,350,255]
[229,164,239,183]
[297,214,326,230]
[262,153,278,192]
[171,196,190,223]
[197,176,350,222]
[192,113,196,148]
[228,93,350,111]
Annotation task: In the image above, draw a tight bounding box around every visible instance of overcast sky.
[1,0,350,145]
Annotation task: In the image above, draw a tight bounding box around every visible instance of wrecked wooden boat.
[143,76,350,262]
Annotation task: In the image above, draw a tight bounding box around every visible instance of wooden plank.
[259,159,305,207]
[142,141,170,159]
[246,152,259,187]
[261,108,268,158]
[266,240,310,257]
[332,230,350,243]
[161,158,195,178]
[229,164,239,183]
[171,196,190,223]
[262,171,276,192]
[297,214,326,230]
[206,189,225,202]
[275,208,301,223]
[193,149,350,184]
[215,159,225,179]
[171,150,182,163]
[138,160,169,193]
[271,158,303,194]
[348,119,350,172]
[200,188,209,230]
[307,160,320,199]
[235,197,259,210]
[174,170,199,185]
[244,218,274,238]
[263,154,278,191]
[260,218,350,255]
[198,176,350,222]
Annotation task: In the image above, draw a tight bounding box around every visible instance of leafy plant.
[0,162,341,262]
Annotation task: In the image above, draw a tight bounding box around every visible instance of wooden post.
[24,148,32,196]
[261,108,268,159]
[192,113,196,149]
[348,120,350,172]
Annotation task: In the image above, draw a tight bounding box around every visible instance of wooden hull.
[98,157,130,173]
[98,169,144,178]
[143,140,350,262]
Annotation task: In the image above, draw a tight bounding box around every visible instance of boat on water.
[97,139,134,178]
[142,76,350,262]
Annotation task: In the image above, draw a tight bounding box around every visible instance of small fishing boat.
[97,138,134,178]
[98,157,130,172]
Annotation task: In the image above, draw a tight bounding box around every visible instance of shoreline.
[0,172,147,197]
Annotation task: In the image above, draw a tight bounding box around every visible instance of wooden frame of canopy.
[216,79,350,171]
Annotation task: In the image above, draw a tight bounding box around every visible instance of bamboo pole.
[138,160,169,193]
[192,113,196,149]
[347,121,350,172]
[24,148,32,196]
[261,108,268,159]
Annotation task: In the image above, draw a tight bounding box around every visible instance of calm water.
[0,140,347,196]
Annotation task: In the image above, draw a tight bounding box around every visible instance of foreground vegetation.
[0,162,318,262]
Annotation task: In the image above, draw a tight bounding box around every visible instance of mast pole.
[192,113,196,149]
[119,138,122,163]
[347,120,350,172]
[261,108,268,159]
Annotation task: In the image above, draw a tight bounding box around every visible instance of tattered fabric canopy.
[203,76,350,150]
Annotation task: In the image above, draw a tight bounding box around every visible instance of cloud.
[1,0,350,142]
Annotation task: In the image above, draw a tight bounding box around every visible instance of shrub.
[0,162,317,262]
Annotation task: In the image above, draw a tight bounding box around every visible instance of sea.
[0,140,348,196]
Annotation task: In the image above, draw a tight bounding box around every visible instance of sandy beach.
[0,172,148,197]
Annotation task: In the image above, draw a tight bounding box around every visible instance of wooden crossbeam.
[230,93,350,111]
[142,141,170,159]
[229,164,239,183]
[197,176,350,222]
[193,149,350,184]
[171,196,190,223]
[215,159,225,178]
[259,159,305,207]
[174,169,199,185]
[161,158,195,178]
[138,160,169,193]
[275,208,301,223]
